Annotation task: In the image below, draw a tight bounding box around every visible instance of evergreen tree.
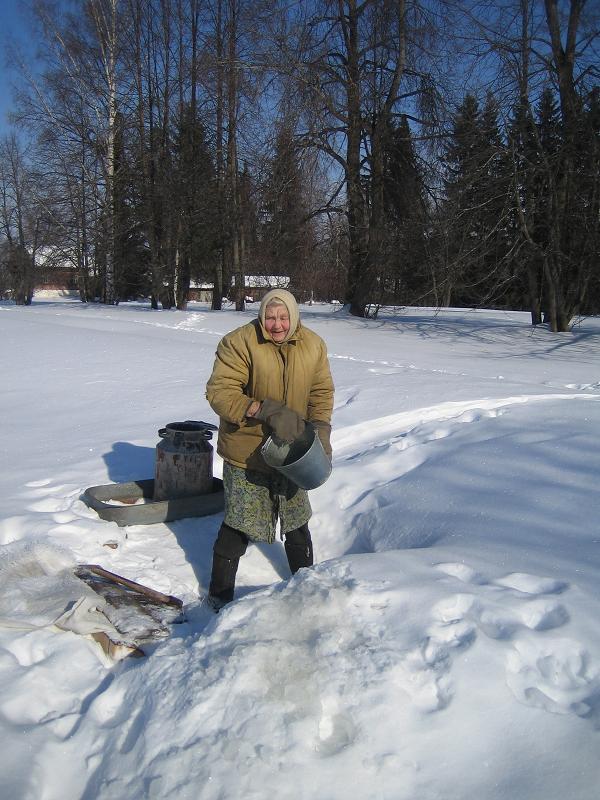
[513,83,600,327]
[114,118,151,301]
[531,88,561,308]
[380,115,429,304]
[259,124,315,298]
[173,108,218,309]
[507,96,543,323]
[441,93,511,307]
[580,87,600,314]
[238,161,259,297]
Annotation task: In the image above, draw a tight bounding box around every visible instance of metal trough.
[81,477,224,527]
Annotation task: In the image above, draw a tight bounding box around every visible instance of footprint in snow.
[430,585,569,641]
[28,496,76,513]
[25,482,82,516]
[316,704,358,757]
[23,482,80,499]
[425,562,599,721]
[24,478,53,488]
[493,572,568,595]
[367,366,404,375]
[506,638,600,721]
[435,562,487,585]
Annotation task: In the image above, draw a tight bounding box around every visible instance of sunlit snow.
[1,296,599,799]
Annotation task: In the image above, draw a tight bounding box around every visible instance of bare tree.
[285,0,444,317]
[0,135,38,304]
[463,0,600,329]
[88,0,121,304]
[538,0,597,330]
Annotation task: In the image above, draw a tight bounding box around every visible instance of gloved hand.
[255,398,306,443]
[312,420,332,458]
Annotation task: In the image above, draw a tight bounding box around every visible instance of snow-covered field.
[1,296,599,800]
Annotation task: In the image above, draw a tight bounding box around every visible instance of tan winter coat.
[206,319,334,471]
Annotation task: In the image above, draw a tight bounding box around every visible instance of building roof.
[245,275,290,289]
[189,276,290,290]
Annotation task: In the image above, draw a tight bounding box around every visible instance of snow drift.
[0,298,599,799]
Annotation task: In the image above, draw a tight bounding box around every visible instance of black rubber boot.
[285,525,314,574]
[208,553,239,606]
[207,524,249,608]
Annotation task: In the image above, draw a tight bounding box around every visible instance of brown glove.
[312,420,332,458]
[255,398,306,443]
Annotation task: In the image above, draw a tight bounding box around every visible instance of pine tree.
[260,124,314,297]
[441,94,511,307]
[173,108,218,309]
[580,87,600,314]
[380,115,429,304]
[532,89,561,293]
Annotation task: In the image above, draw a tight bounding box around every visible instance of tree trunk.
[92,0,119,304]
[227,0,244,312]
[212,0,225,310]
[344,0,368,317]
[541,0,585,331]
[527,259,543,326]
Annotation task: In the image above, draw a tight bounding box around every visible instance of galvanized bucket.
[261,423,332,490]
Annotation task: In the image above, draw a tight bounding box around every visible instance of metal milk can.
[153,421,217,501]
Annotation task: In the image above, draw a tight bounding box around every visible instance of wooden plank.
[77,564,183,608]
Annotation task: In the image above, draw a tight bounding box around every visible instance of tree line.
[0,0,598,331]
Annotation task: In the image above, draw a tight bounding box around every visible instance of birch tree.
[290,0,445,316]
[88,0,120,304]
[467,0,600,329]
[0,135,45,305]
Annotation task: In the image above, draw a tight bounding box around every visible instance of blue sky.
[0,0,39,135]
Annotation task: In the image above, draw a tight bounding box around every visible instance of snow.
[1,296,599,799]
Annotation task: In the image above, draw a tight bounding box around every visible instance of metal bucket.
[261,423,332,490]
[153,421,217,501]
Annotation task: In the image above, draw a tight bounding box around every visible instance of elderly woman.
[205,289,334,609]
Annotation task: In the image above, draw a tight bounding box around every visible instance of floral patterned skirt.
[222,462,312,543]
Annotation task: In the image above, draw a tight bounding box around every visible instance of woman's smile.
[265,307,290,341]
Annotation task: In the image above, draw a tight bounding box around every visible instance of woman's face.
[264,303,290,342]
